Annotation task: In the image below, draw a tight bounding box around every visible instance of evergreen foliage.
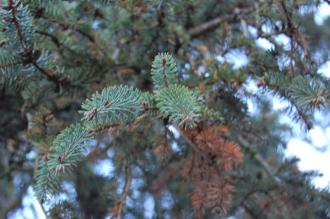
[288,76,329,112]
[48,123,89,176]
[34,159,59,200]
[1,0,330,218]
[81,85,143,129]
[156,84,202,128]
[151,52,179,90]
[31,53,204,200]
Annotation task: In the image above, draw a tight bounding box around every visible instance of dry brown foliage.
[181,125,243,216]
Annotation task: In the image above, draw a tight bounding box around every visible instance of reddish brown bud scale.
[87,107,99,120]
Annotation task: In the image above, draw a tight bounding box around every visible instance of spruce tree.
[0,0,330,218]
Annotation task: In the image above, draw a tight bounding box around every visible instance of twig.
[279,0,310,62]
[36,30,81,56]
[86,141,113,163]
[242,202,260,219]
[188,6,256,37]
[36,30,60,48]
[32,61,67,86]
[9,0,26,48]
[7,0,67,87]
[115,166,132,219]
[237,136,294,215]
[37,13,107,57]
[237,136,280,186]
[39,14,95,43]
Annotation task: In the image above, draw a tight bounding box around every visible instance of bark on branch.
[188,6,256,37]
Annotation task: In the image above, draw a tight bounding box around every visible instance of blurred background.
[0,0,329,218]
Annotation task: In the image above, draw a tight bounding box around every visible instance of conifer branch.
[263,73,326,129]
[4,0,67,87]
[8,0,26,48]
[35,30,61,48]
[279,0,310,60]
[1,1,330,218]
[156,84,202,128]
[151,53,178,90]
[32,61,68,87]
[81,85,143,129]
[35,84,144,198]
[188,6,256,37]
[48,123,89,175]
[35,30,80,55]
[109,166,132,219]
[38,14,95,43]
[86,141,113,163]
[237,136,280,186]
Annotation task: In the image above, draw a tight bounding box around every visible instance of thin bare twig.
[188,6,256,37]
[237,136,280,186]
[36,30,81,56]
[110,165,132,219]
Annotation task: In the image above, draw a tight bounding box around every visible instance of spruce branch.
[34,9,106,56]
[2,0,67,87]
[0,72,27,93]
[38,14,96,43]
[188,6,256,37]
[264,73,318,129]
[34,158,60,200]
[48,123,89,175]
[34,124,89,200]
[35,30,81,56]
[0,60,23,68]
[278,0,311,68]
[237,136,280,187]
[35,85,143,199]
[151,53,178,90]
[8,0,28,49]
[156,84,202,128]
[109,165,132,219]
[288,76,329,112]
[81,85,143,129]
[33,53,199,199]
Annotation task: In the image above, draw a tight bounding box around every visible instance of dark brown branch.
[237,136,281,187]
[117,167,132,219]
[109,165,132,219]
[8,0,26,48]
[36,13,108,56]
[279,0,310,61]
[32,61,67,86]
[242,202,261,219]
[36,30,92,58]
[188,6,255,37]
[7,0,67,87]
[86,142,113,163]
[36,30,61,48]
[39,14,95,43]
[237,136,293,215]
[279,0,293,30]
